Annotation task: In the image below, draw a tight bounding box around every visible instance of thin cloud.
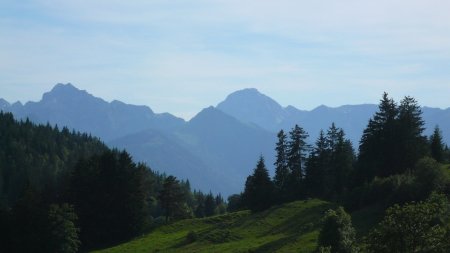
[1,0,449,118]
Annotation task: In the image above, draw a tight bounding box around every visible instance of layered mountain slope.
[217,88,289,130]
[2,83,185,141]
[110,107,276,195]
[2,84,449,195]
[175,107,276,193]
[216,88,450,145]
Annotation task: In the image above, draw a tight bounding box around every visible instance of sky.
[1,0,450,119]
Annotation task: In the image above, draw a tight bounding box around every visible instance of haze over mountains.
[1,83,449,195]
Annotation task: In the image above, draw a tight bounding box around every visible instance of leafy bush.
[366,193,450,253]
[318,207,357,253]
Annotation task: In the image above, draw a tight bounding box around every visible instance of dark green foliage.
[0,112,107,208]
[194,191,206,217]
[430,126,445,162]
[358,92,398,182]
[306,124,354,200]
[397,96,428,171]
[192,191,225,218]
[318,207,357,253]
[273,130,289,202]
[204,192,217,217]
[242,156,274,212]
[158,176,186,222]
[47,203,80,253]
[1,185,81,253]
[286,124,309,200]
[366,193,450,253]
[68,150,151,248]
[186,230,198,243]
[345,157,450,210]
[357,93,427,184]
[414,157,450,199]
[306,130,328,198]
[227,194,243,212]
[8,185,48,252]
[0,111,213,250]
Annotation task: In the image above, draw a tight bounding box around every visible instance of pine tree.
[306,124,354,200]
[430,126,445,162]
[204,192,216,217]
[396,96,427,172]
[273,130,289,202]
[68,150,151,247]
[158,176,184,222]
[305,130,328,198]
[193,191,205,218]
[358,92,398,180]
[287,124,309,200]
[242,156,274,212]
[357,93,428,186]
[329,130,354,197]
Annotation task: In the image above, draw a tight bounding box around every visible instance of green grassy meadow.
[93,199,337,253]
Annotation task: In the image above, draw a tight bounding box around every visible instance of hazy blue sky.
[1,0,450,119]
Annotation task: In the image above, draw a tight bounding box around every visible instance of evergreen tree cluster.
[0,112,107,208]
[0,112,225,252]
[239,93,449,213]
[356,93,428,183]
[241,123,354,212]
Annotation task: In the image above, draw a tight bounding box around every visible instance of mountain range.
[1,83,449,195]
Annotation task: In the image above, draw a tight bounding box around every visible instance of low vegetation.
[93,199,334,253]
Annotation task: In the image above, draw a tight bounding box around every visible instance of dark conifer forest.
[0,112,223,252]
[1,92,450,252]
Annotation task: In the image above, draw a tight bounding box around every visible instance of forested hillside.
[0,112,225,252]
[231,93,450,252]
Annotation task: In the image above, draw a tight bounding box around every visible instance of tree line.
[0,112,225,252]
[230,93,450,252]
[233,93,449,213]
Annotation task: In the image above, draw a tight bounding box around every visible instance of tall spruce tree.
[357,93,427,185]
[396,96,427,172]
[358,92,398,181]
[306,124,354,200]
[328,129,354,197]
[305,130,328,198]
[68,150,150,248]
[158,176,185,222]
[287,124,309,200]
[204,192,216,217]
[273,130,289,202]
[243,156,274,212]
[430,126,445,162]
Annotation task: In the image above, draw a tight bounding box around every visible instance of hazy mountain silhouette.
[3,83,185,141]
[216,88,450,146]
[217,88,289,130]
[1,84,449,195]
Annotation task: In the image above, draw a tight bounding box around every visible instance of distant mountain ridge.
[217,88,450,145]
[2,83,185,141]
[1,84,449,195]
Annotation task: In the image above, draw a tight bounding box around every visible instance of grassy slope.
[94,164,450,253]
[93,199,336,253]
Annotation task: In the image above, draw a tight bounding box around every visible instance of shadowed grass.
[92,199,335,253]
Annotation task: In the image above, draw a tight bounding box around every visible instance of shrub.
[318,207,357,253]
[186,231,198,244]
